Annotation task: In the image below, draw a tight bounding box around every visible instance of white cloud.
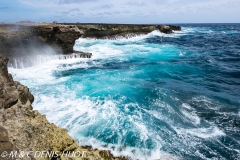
[3,0,240,23]
[125,1,147,7]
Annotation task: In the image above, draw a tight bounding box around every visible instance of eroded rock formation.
[75,23,181,37]
[0,55,126,160]
[0,24,83,57]
[0,23,181,57]
[35,25,83,53]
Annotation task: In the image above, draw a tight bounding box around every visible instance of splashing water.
[9,24,240,160]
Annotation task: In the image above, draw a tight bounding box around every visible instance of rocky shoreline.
[0,55,127,160]
[0,23,181,57]
[0,23,181,159]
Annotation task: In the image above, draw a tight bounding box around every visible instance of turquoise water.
[9,24,240,159]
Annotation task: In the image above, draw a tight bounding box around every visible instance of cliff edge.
[0,23,181,56]
[0,55,126,160]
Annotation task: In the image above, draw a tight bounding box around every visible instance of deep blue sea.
[9,24,240,160]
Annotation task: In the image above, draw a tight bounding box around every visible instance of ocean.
[9,24,240,160]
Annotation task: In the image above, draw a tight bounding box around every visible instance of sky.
[0,0,240,23]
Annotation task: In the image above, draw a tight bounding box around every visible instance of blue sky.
[0,0,240,23]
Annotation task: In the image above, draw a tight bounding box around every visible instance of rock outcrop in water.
[0,55,126,160]
[0,23,181,56]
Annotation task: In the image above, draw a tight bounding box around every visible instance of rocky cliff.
[0,55,126,160]
[0,23,82,57]
[0,23,181,57]
[74,23,181,38]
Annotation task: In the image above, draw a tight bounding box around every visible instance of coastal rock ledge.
[0,23,181,57]
[0,55,126,160]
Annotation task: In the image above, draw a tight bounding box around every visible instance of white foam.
[8,57,95,87]
[31,92,183,160]
[194,150,212,160]
[75,137,182,160]
[8,54,91,69]
[9,64,56,85]
[192,96,221,111]
[74,37,169,62]
[10,64,227,159]
[181,109,201,125]
[76,43,124,59]
[177,27,198,35]
[181,103,201,125]
[174,126,225,139]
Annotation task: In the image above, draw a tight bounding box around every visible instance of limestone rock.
[0,125,18,160]
[0,126,9,142]
[0,23,181,57]
[36,25,84,53]
[169,25,181,31]
[0,55,9,80]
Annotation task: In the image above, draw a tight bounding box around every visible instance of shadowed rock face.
[0,55,127,160]
[0,24,83,57]
[0,23,181,57]
[35,25,83,53]
[0,125,18,160]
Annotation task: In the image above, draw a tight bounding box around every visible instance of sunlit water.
[9,24,240,160]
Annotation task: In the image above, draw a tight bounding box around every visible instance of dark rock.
[0,82,4,98]
[0,141,13,152]
[169,25,181,31]
[0,126,9,141]
[0,23,181,57]
[0,99,4,109]
[0,56,9,80]
[36,25,83,53]
[0,56,19,108]
[19,86,34,105]
[99,150,113,159]
[158,25,173,34]
[73,50,92,58]
[0,125,17,160]
[3,87,18,109]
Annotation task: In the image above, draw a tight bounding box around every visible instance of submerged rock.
[73,50,92,58]
[0,55,126,160]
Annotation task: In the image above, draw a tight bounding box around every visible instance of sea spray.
[9,24,240,160]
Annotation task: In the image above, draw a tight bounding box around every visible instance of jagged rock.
[0,126,9,141]
[169,25,181,31]
[0,55,9,80]
[160,25,173,34]
[73,50,92,58]
[0,125,18,160]
[78,24,173,38]
[0,23,181,57]
[36,25,84,53]
[0,56,18,109]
